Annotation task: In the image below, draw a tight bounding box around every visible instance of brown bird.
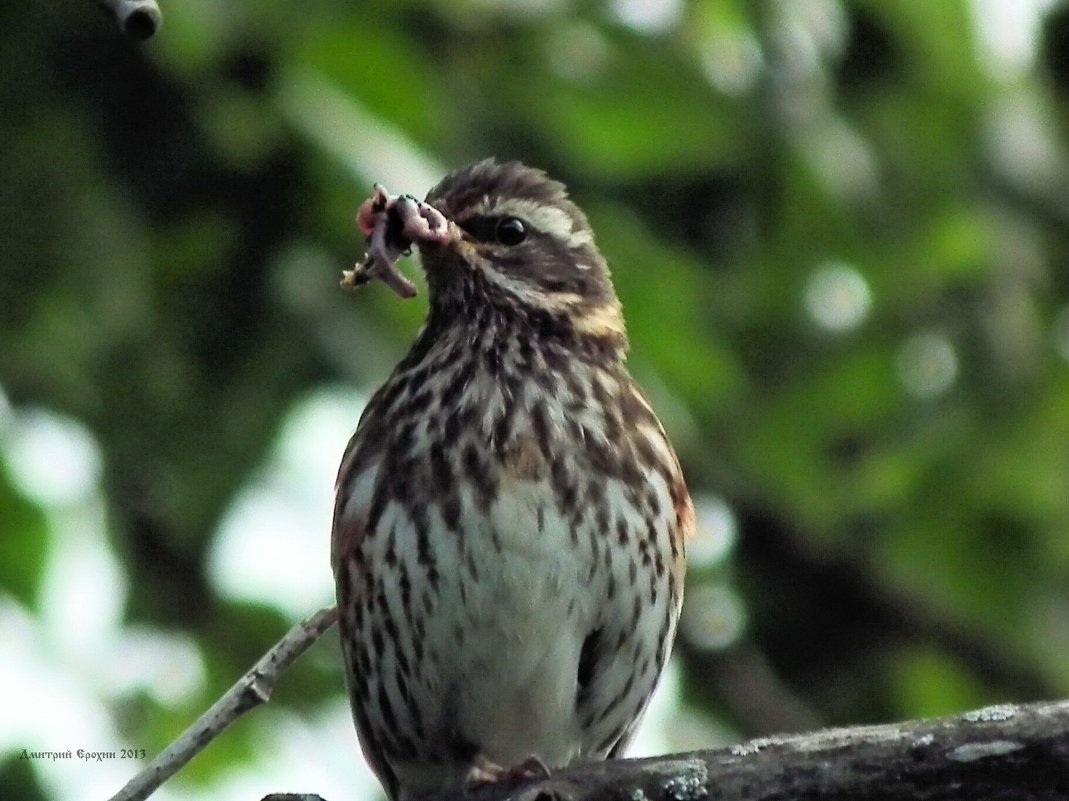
[333,160,692,801]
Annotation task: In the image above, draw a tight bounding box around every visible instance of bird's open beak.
[343,185,461,299]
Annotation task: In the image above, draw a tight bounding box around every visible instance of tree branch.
[94,0,162,40]
[107,605,338,801]
[438,699,1069,801]
[261,699,1069,801]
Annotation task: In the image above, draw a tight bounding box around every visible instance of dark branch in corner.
[264,699,1069,801]
[94,0,162,40]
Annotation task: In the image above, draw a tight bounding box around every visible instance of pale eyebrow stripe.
[465,197,593,248]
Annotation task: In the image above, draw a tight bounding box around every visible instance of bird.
[332,159,693,801]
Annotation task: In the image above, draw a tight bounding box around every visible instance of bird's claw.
[465,754,552,789]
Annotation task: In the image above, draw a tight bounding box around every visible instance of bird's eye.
[495,217,527,246]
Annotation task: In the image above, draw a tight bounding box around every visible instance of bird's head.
[351,160,627,355]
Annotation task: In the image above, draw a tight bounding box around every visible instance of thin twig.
[107,606,339,801]
[94,0,162,40]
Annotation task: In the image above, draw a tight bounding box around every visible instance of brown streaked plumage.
[333,159,692,801]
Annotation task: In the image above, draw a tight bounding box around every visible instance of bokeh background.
[3,0,1069,799]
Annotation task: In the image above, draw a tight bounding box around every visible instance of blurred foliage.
[3,0,1069,797]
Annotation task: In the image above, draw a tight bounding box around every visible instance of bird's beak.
[343,187,461,299]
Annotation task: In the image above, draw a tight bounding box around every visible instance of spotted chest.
[333,320,688,799]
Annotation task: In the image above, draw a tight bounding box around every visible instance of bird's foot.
[465,754,552,788]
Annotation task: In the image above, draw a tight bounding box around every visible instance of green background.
[3,0,1069,798]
